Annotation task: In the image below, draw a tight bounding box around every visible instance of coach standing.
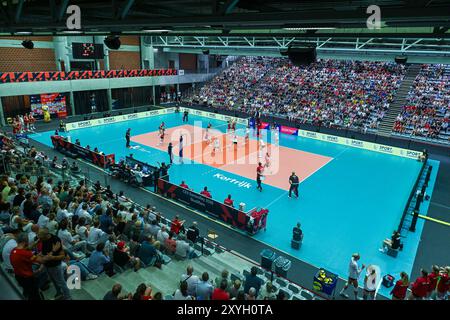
[256,162,264,192]
[168,142,173,164]
[288,171,299,198]
[125,128,131,148]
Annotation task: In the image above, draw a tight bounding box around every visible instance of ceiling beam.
[221,0,240,15]
[120,0,136,20]
[14,0,24,23]
[57,0,70,22]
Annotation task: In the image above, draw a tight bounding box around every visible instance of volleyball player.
[340,253,366,300]
[264,152,271,174]
[157,130,165,146]
[245,125,250,143]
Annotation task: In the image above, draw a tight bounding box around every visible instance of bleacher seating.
[190,57,406,132]
[392,64,450,144]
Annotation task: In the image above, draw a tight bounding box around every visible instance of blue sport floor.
[30,112,439,297]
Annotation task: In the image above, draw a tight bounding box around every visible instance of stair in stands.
[377,64,422,137]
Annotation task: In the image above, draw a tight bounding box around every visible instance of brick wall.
[119,36,140,46]
[0,47,57,72]
[0,36,57,72]
[108,51,141,70]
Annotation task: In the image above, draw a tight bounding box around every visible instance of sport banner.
[297,130,423,159]
[0,69,178,84]
[65,108,175,131]
[181,108,248,126]
[157,179,267,235]
[51,135,115,168]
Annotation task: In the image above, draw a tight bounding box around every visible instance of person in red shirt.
[180,181,189,189]
[170,215,185,235]
[390,272,410,300]
[224,194,234,207]
[427,265,440,299]
[436,267,449,300]
[409,269,430,300]
[212,280,230,300]
[10,233,44,300]
[200,187,212,198]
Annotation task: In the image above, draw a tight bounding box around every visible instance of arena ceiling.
[0,0,449,37]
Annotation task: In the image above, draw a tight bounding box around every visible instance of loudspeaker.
[104,36,121,50]
[287,46,316,66]
[202,49,210,55]
[22,40,34,49]
[395,56,408,64]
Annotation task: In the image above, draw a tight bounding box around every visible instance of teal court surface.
[30,111,439,298]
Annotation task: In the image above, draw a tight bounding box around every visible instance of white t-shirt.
[28,232,37,244]
[175,240,190,258]
[173,289,193,300]
[2,239,18,270]
[87,227,104,246]
[76,225,89,241]
[37,215,49,228]
[58,229,74,249]
[156,230,169,243]
[56,209,71,223]
[348,257,362,280]
[180,274,199,296]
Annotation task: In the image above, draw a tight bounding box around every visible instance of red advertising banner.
[0,69,178,83]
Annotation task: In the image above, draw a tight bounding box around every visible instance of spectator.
[103,284,130,300]
[180,265,199,297]
[132,283,152,300]
[88,243,113,276]
[427,265,440,299]
[175,234,195,259]
[174,281,194,300]
[196,272,214,300]
[245,287,257,301]
[258,281,277,300]
[2,229,20,272]
[138,236,161,267]
[244,266,264,295]
[113,241,141,271]
[164,231,177,254]
[212,279,230,300]
[229,279,242,299]
[215,269,232,290]
[37,228,72,300]
[57,219,87,258]
[87,220,106,248]
[9,232,43,300]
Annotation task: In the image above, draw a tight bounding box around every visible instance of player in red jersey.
[436,266,449,300]
[23,114,30,132]
[29,113,36,130]
[224,195,234,207]
[427,265,440,299]
[390,272,410,300]
[409,269,430,300]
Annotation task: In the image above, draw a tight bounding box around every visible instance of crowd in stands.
[190,57,405,131]
[393,64,449,142]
